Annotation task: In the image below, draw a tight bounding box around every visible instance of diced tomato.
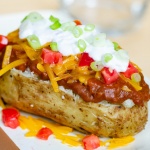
[78,52,94,67]
[41,48,62,64]
[0,35,8,52]
[36,127,53,140]
[2,107,20,129]
[82,134,100,150]
[123,62,138,78]
[74,20,82,25]
[101,67,119,84]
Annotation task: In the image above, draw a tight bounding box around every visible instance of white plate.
[0,10,150,150]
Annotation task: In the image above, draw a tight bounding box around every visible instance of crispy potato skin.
[0,69,148,137]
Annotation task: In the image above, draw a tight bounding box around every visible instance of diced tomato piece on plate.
[82,134,100,150]
[2,107,20,129]
[36,127,53,140]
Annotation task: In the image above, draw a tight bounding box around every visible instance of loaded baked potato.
[0,12,149,138]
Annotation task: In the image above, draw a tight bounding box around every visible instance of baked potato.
[0,69,148,138]
[0,12,149,138]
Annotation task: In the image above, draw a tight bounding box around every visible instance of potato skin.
[0,69,148,137]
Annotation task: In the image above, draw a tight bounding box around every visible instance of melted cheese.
[101,136,134,149]
[19,115,83,146]
[0,59,27,76]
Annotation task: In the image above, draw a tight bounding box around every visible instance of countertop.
[0,0,150,78]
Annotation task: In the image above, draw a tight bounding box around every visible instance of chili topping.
[0,12,149,106]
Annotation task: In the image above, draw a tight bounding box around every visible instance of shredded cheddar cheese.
[43,63,59,92]
[20,42,41,60]
[0,59,27,76]
[119,74,142,91]
[54,73,71,82]
[18,114,135,149]
[37,63,45,73]
[101,136,135,149]
[2,45,12,68]
[53,55,77,76]
[19,115,83,147]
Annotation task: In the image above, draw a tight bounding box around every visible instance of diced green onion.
[77,39,86,52]
[103,53,113,63]
[90,61,103,71]
[21,12,44,23]
[49,15,59,23]
[50,21,61,30]
[113,42,120,51]
[72,26,83,38]
[93,33,106,47]
[131,73,141,83]
[50,42,58,51]
[61,22,76,31]
[27,34,41,50]
[84,24,95,31]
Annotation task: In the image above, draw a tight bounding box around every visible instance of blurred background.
[0,0,150,78]
[62,0,148,35]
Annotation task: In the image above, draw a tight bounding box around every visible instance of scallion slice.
[113,42,120,51]
[27,34,41,50]
[61,22,76,31]
[103,53,113,63]
[84,24,95,31]
[49,15,59,23]
[131,73,141,83]
[77,39,86,52]
[50,21,61,30]
[72,26,83,38]
[50,42,58,51]
[21,12,44,23]
[90,61,103,71]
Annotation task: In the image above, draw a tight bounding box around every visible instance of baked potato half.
[0,69,148,138]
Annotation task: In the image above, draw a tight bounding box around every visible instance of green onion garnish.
[103,53,113,63]
[113,42,120,51]
[84,24,95,31]
[90,61,103,71]
[50,20,61,30]
[131,73,141,82]
[50,42,58,51]
[27,34,41,50]
[77,39,86,52]
[72,26,83,38]
[61,22,76,31]
[21,12,44,23]
[49,15,59,23]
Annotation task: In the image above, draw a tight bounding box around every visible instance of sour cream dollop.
[19,12,129,72]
